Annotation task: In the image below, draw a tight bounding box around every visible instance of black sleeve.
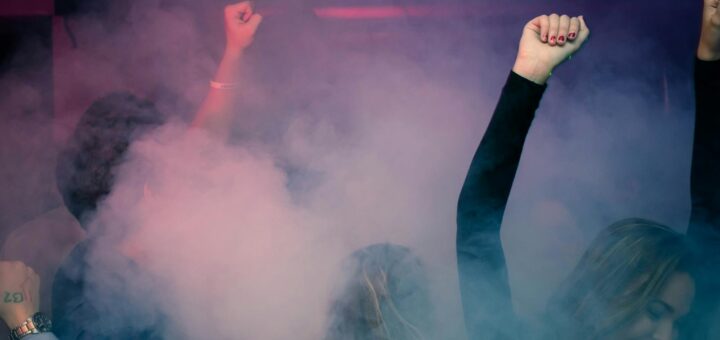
[457,71,546,340]
[52,240,93,340]
[52,240,166,339]
[685,59,720,338]
[688,59,720,240]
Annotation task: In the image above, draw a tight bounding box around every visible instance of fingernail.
[549,36,556,43]
[558,35,565,43]
[542,34,548,41]
[568,32,576,39]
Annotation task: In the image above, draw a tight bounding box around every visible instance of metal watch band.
[9,313,52,340]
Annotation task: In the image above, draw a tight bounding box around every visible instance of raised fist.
[699,0,720,60]
[0,261,39,328]
[224,1,263,55]
[513,14,590,84]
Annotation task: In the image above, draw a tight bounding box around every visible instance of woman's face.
[606,272,695,340]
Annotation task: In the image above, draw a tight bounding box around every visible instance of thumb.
[526,15,543,34]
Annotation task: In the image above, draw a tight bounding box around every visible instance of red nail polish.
[568,32,576,39]
[558,36,565,42]
[550,36,556,42]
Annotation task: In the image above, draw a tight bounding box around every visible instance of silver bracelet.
[209,80,240,90]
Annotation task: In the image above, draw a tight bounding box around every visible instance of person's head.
[55,92,165,229]
[325,243,433,340]
[545,218,694,340]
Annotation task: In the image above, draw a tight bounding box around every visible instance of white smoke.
[0,1,701,339]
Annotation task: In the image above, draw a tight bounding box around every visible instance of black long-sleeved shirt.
[456,72,545,340]
[457,60,720,340]
[685,59,720,340]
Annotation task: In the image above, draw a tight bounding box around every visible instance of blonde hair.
[325,244,433,340]
[545,218,692,339]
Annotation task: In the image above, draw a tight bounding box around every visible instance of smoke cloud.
[0,0,706,339]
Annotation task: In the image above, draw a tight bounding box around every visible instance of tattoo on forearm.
[3,292,23,303]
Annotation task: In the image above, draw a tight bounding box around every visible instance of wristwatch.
[9,313,52,340]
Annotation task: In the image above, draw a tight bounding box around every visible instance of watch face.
[32,313,52,332]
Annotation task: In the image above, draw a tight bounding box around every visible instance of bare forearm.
[191,1,262,139]
[191,51,245,139]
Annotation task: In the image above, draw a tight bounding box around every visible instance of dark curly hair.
[55,92,165,227]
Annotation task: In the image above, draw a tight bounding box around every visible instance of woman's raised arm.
[191,2,263,140]
[457,14,589,339]
[686,0,720,337]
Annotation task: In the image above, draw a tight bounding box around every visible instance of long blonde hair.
[325,243,433,340]
[545,218,692,339]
